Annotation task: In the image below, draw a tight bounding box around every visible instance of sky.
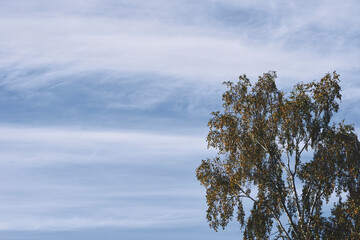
[0,0,359,239]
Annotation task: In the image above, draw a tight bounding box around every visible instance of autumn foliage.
[196,71,360,239]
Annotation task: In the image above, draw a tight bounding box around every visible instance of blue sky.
[0,0,359,239]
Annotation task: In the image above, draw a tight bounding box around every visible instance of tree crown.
[196,71,360,239]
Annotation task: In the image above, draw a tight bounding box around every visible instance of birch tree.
[196,71,360,239]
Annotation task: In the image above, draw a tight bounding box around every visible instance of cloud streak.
[0,0,359,91]
[0,1,359,236]
[0,126,208,165]
[0,125,208,231]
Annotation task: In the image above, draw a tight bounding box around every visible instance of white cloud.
[0,1,359,234]
[0,125,209,231]
[0,0,358,92]
[0,207,203,230]
[0,125,208,165]
[0,177,205,230]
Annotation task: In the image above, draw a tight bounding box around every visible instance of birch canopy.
[196,71,360,239]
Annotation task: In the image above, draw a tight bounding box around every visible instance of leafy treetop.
[196,71,360,239]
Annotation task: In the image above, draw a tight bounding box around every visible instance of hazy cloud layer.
[0,0,359,237]
[1,0,359,90]
[0,126,208,230]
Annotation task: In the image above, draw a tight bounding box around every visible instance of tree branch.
[273,216,292,240]
[290,174,302,222]
[285,150,301,221]
[247,130,302,239]
[236,184,292,240]
[279,199,301,240]
[248,131,291,176]
[286,151,292,173]
[298,138,310,157]
[309,189,325,220]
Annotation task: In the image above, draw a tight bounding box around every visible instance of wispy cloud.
[0,125,208,231]
[0,1,359,236]
[0,126,208,165]
[0,0,359,91]
[0,206,203,230]
[0,0,358,121]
